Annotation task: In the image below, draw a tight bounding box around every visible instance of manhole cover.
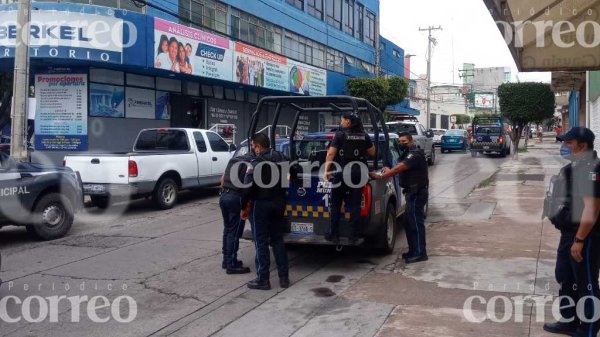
[51,235,135,249]
[495,174,545,181]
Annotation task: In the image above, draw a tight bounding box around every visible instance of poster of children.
[153,18,234,81]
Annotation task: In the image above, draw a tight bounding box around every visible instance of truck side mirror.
[229,143,237,152]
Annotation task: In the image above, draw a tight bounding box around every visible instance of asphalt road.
[0,149,508,337]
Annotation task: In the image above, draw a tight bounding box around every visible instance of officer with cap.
[543,127,600,337]
[323,112,376,243]
[370,131,429,264]
[219,151,253,274]
[241,133,289,290]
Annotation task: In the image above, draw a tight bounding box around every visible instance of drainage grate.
[495,174,545,181]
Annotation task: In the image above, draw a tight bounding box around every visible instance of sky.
[379,0,552,85]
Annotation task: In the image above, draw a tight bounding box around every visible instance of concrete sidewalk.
[344,141,567,336]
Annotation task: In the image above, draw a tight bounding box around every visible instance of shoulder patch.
[590,172,600,182]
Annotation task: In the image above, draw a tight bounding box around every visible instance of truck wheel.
[375,203,397,254]
[153,178,178,210]
[26,193,74,240]
[427,147,435,166]
[90,196,110,209]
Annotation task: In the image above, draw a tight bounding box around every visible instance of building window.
[356,4,364,40]
[286,0,303,10]
[327,48,344,73]
[231,8,282,53]
[393,49,401,58]
[179,0,226,34]
[364,10,376,47]
[307,0,323,20]
[326,0,342,30]
[342,0,354,36]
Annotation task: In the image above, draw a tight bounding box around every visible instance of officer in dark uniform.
[370,131,429,264]
[323,112,376,243]
[219,152,253,274]
[241,133,289,290]
[543,127,600,337]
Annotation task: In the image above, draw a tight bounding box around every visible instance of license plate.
[449,139,457,142]
[83,184,106,193]
[483,146,490,150]
[291,222,314,234]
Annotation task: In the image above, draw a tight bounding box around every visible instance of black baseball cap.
[557,126,595,144]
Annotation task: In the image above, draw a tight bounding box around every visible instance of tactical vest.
[253,149,287,200]
[222,154,253,192]
[400,147,428,190]
[338,130,369,165]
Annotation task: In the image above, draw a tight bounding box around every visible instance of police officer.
[241,133,289,290]
[543,127,600,337]
[370,131,429,264]
[323,112,376,243]
[219,152,253,274]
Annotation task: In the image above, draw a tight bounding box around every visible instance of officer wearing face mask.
[543,127,600,337]
[370,131,429,264]
[323,112,376,244]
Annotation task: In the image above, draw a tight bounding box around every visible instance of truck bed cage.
[472,116,503,126]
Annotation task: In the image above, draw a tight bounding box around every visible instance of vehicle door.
[388,139,403,212]
[415,124,426,153]
[0,153,26,223]
[205,131,231,177]
[193,131,212,184]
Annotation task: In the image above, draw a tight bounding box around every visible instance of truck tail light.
[360,184,372,217]
[499,135,504,143]
[128,160,138,177]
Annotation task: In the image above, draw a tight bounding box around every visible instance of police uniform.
[551,151,600,336]
[400,144,429,259]
[242,149,288,289]
[220,153,253,272]
[328,128,372,242]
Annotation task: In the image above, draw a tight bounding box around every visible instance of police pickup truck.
[242,96,408,253]
[470,116,511,157]
[0,152,83,240]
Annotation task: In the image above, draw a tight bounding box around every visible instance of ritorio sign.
[0,9,127,64]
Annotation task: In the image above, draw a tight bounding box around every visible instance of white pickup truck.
[64,128,235,209]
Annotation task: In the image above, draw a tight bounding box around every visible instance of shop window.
[248,91,258,104]
[201,85,214,97]
[225,88,236,101]
[156,77,182,92]
[185,81,200,96]
[235,89,245,102]
[127,73,154,88]
[213,86,224,99]
[90,68,124,85]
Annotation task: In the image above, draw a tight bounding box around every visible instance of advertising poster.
[474,93,495,109]
[34,74,88,151]
[155,91,171,120]
[234,42,288,92]
[287,60,327,96]
[153,18,234,81]
[126,87,155,119]
[90,83,125,118]
[0,10,124,64]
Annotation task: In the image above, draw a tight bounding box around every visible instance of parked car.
[431,128,447,146]
[386,118,436,166]
[0,152,83,240]
[440,129,470,153]
[470,117,511,157]
[64,128,235,209]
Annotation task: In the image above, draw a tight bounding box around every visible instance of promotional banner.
[126,87,155,119]
[90,83,125,118]
[287,59,327,96]
[0,10,124,64]
[155,91,171,120]
[153,18,234,81]
[34,74,88,151]
[234,42,287,91]
[474,93,495,109]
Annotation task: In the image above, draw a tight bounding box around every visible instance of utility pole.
[419,25,442,129]
[10,0,31,161]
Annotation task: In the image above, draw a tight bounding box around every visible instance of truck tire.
[375,203,397,254]
[90,196,110,209]
[26,193,74,240]
[427,147,435,166]
[153,177,178,210]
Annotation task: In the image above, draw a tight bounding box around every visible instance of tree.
[346,76,409,116]
[497,82,555,158]
[452,114,471,127]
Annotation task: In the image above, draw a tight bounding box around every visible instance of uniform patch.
[590,172,600,182]
[407,154,414,160]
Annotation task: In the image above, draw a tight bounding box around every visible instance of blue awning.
[386,104,420,116]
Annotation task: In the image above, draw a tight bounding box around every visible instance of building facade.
[0,0,406,164]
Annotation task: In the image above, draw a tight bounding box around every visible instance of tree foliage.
[497,82,556,158]
[453,114,471,125]
[346,76,409,112]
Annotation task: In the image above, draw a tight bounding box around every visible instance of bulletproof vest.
[400,147,428,189]
[253,149,287,200]
[222,154,253,192]
[543,163,576,231]
[338,130,369,164]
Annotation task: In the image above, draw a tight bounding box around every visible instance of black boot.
[542,322,578,335]
[247,278,271,290]
[226,266,251,274]
[279,277,290,288]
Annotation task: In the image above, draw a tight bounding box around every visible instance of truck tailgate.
[64,155,130,184]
